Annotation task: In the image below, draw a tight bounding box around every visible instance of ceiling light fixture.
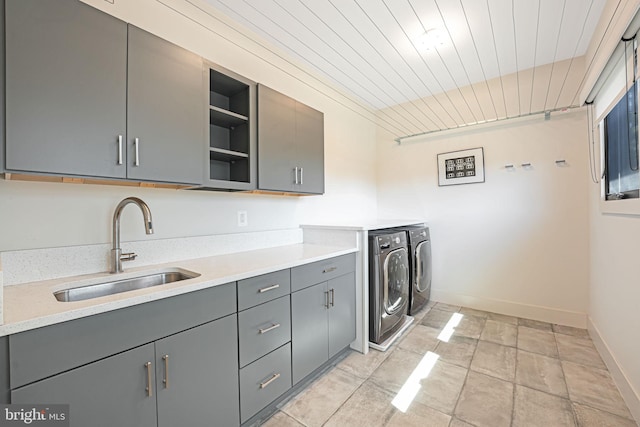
[416,28,446,51]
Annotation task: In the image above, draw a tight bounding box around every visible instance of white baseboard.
[431,289,587,328]
[588,317,640,425]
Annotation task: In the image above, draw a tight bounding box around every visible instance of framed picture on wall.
[437,147,485,186]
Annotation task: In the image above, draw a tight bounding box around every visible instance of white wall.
[589,200,640,419]
[377,109,591,326]
[0,0,378,253]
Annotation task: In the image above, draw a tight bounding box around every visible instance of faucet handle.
[120,252,138,262]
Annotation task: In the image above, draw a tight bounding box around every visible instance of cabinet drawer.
[239,343,292,423]
[238,296,291,367]
[291,253,355,292]
[238,269,290,311]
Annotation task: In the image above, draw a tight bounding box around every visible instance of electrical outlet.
[237,211,248,227]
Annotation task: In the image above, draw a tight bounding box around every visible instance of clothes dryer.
[393,225,432,315]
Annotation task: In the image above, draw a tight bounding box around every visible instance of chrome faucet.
[110,197,154,274]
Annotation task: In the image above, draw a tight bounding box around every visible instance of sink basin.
[54,269,199,302]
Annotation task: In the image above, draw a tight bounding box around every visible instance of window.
[604,82,639,200]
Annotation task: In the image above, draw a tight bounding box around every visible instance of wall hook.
[505,164,515,170]
[555,159,567,166]
[521,162,532,167]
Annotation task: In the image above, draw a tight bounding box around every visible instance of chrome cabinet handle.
[330,288,335,307]
[260,373,281,389]
[144,362,153,397]
[117,135,123,165]
[293,167,299,184]
[324,291,330,309]
[323,266,337,274]
[258,284,280,293]
[300,167,304,185]
[162,355,169,389]
[259,323,281,334]
[134,138,140,166]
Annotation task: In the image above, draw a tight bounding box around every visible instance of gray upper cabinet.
[0,0,5,174]
[12,343,158,427]
[294,101,325,194]
[257,85,324,194]
[4,0,203,185]
[127,26,203,185]
[5,0,128,178]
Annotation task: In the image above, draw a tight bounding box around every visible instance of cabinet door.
[328,272,356,358]
[291,282,328,384]
[155,315,239,427]
[127,26,203,185]
[295,101,324,194]
[5,0,127,178]
[0,336,8,404]
[257,84,296,192]
[11,344,157,427]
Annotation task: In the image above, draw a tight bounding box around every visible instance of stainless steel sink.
[54,270,199,302]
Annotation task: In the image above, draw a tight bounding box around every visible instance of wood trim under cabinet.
[3,173,192,190]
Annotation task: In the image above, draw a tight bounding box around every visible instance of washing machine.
[368,230,410,345]
[393,225,432,315]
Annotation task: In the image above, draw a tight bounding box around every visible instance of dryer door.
[383,247,409,315]
[415,240,432,293]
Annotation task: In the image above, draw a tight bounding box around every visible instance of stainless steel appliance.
[393,225,432,315]
[368,230,410,344]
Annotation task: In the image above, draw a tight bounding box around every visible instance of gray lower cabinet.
[291,271,356,384]
[127,26,203,185]
[5,0,128,178]
[0,336,9,404]
[257,85,324,194]
[237,276,293,423]
[12,343,158,427]
[328,272,357,358]
[291,282,329,384]
[11,315,239,427]
[238,295,291,368]
[239,344,292,424]
[155,315,239,427]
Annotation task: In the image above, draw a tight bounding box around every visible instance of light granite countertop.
[300,219,426,231]
[0,243,357,337]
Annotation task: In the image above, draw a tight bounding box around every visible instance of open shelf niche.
[204,66,256,190]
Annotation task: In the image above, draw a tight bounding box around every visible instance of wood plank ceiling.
[202,0,608,137]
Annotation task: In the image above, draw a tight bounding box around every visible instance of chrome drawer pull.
[117,135,123,165]
[260,373,281,389]
[162,355,169,389]
[134,137,140,166]
[144,362,153,397]
[258,284,280,293]
[259,323,281,334]
[323,266,337,274]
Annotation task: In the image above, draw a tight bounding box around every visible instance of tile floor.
[261,302,638,427]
